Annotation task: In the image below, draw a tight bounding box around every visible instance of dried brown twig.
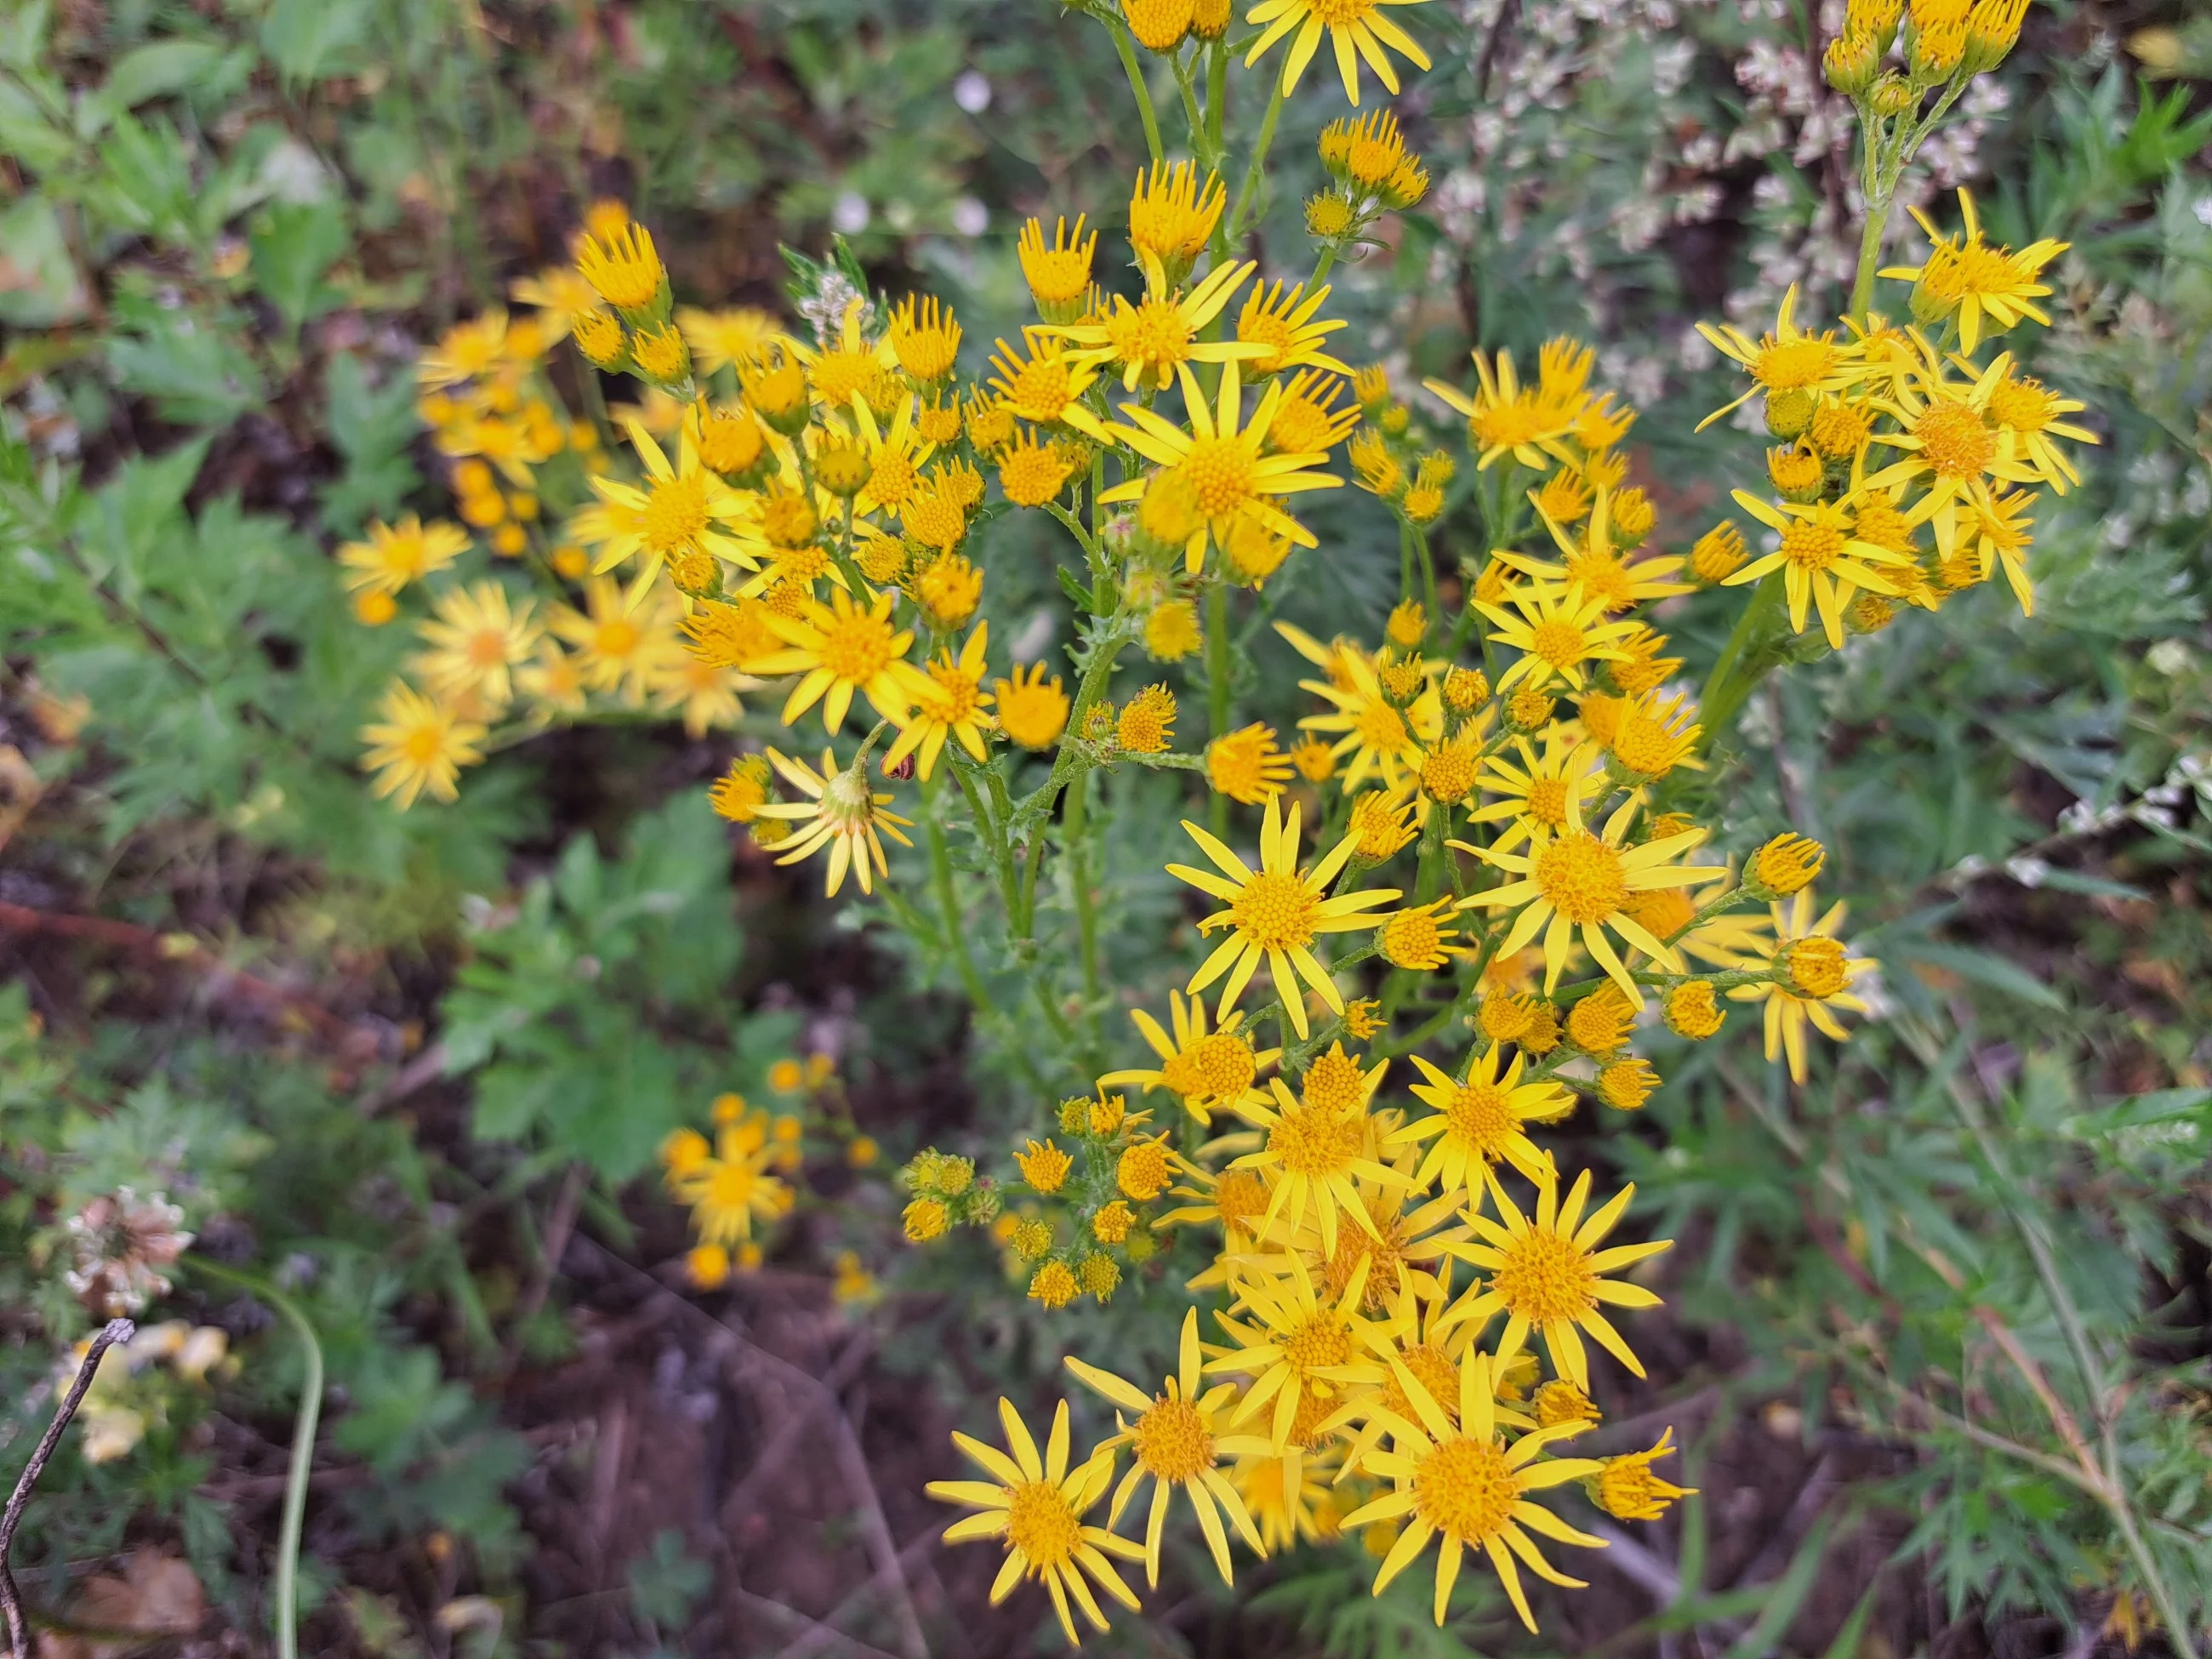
[1,1318,135,1659]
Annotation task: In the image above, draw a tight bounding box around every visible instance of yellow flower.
[1016,1138,1074,1194]
[1064,1309,1271,1588]
[1206,722,1294,804]
[1143,599,1203,660]
[1476,579,1643,695]
[1115,684,1177,753]
[1455,794,1725,1002]
[1594,1428,1696,1521]
[339,515,469,596]
[751,747,915,897]
[1167,797,1400,1040]
[751,585,929,733]
[584,418,754,590]
[1423,347,1576,471]
[575,221,665,314]
[360,682,487,809]
[1244,0,1434,106]
[1127,161,1226,272]
[1281,627,1441,795]
[1726,888,1874,1082]
[1723,491,1917,651]
[1339,1347,1605,1631]
[1985,366,2095,492]
[1097,989,1279,1128]
[675,305,779,375]
[915,550,985,630]
[411,581,542,710]
[1464,731,1602,852]
[882,622,995,780]
[995,663,1070,749]
[983,329,1114,443]
[926,1399,1145,1647]
[1052,258,1263,394]
[670,1115,795,1244]
[1018,215,1099,322]
[1694,286,1868,430]
[1448,1166,1670,1392]
[888,294,962,381]
[788,296,898,411]
[510,267,603,339]
[1205,1251,1400,1446]
[1229,1059,1409,1256]
[1389,1046,1568,1194]
[997,427,1076,508]
[418,309,511,388]
[1235,280,1350,376]
[1377,899,1471,970]
[1879,189,2065,353]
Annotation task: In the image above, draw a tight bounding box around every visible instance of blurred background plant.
[0,0,2205,1655]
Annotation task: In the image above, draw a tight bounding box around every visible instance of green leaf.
[249,199,350,335]
[1896,941,2067,1011]
[321,353,423,530]
[106,311,265,425]
[1724,1510,1835,1659]
[103,38,225,111]
[626,1530,710,1628]
[259,0,373,84]
[0,196,89,326]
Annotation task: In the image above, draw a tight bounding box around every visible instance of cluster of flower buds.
[1307,111,1429,258]
[1823,0,2028,105]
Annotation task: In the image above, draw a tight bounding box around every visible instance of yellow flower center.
[1524,776,1570,827]
[1005,358,1073,421]
[1781,520,1844,571]
[1850,499,1914,554]
[809,347,881,408]
[1421,746,1477,803]
[1528,618,1588,669]
[1212,1167,1269,1230]
[926,663,983,722]
[1001,443,1069,508]
[593,618,641,661]
[401,724,448,767]
[1354,699,1409,754]
[1238,312,1298,375]
[1471,398,1546,452]
[1914,400,1997,479]
[1105,297,1195,374]
[464,627,510,668]
[1565,550,1633,612]
[1533,831,1628,925]
[1004,1479,1082,1570]
[1133,1395,1213,1482]
[1229,870,1318,950]
[1324,1207,1405,1309]
[869,450,920,509]
[1922,239,2021,302]
[1268,1103,1360,1179]
[1180,1032,1257,1099]
[1412,1436,1519,1542]
[641,470,711,554]
[1302,1047,1366,1111]
[1268,396,1335,456]
[1179,436,1257,516]
[1750,337,1837,391]
[1382,1343,1461,1426]
[1280,1310,1354,1377]
[1383,909,1444,966]
[1784,934,1850,997]
[1987,375,2054,433]
[1491,1226,1597,1325]
[1444,1080,1519,1157]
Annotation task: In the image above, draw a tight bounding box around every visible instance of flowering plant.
[347,0,2099,1635]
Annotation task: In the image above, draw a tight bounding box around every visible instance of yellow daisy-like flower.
[1447,1166,1670,1393]
[1377,899,1474,970]
[1018,214,1099,322]
[1723,490,1918,650]
[788,295,900,411]
[1388,1046,1568,1194]
[1206,721,1296,804]
[1204,1251,1400,1447]
[339,514,469,596]
[1726,888,1874,1083]
[360,682,487,810]
[418,310,511,389]
[1052,258,1264,393]
[1694,285,1868,430]
[574,221,665,314]
[1267,368,1362,456]
[510,268,602,339]
[1501,491,1694,613]
[411,580,543,710]
[752,747,915,898]
[1280,626,1442,795]
[995,662,1071,749]
[1339,1347,1605,1631]
[1594,1428,1696,1521]
[926,1399,1146,1647]
[586,418,755,591]
[1127,162,1227,272]
[1984,366,2095,493]
[670,1115,794,1244]
[1064,1309,1271,1588]
[1879,189,2066,354]
[1167,797,1401,1040]
[1229,1066,1410,1256]
[841,391,940,518]
[1455,793,1726,1002]
[1243,0,1433,106]
[547,577,681,702]
[751,585,930,733]
[1476,579,1644,694]
[674,305,780,375]
[1422,348,1576,472]
[881,621,996,780]
[984,329,1114,444]
[653,652,748,738]
[1232,1445,1345,1554]
[1866,350,2074,565]
[1102,365,1340,574]
[1464,731,1602,853]
[1097,989,1280,1127]
[1235,280,1351,377]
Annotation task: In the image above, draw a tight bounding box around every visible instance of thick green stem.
[1205,38,1227,158]
[921,772,996,1016]
[1847,193,1892,328]
[1065,767,1103,1017]
[1309,244,1339,288]
[1113,26,1166,168]
[1700,572,1783,739]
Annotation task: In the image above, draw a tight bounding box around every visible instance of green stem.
[1224,77,1287,249]
[1309,244,1339,288]
[1065,768,1103,1032]
[1206,582,1233,840]
[1846,194,1892,329]
[1112,26,1166,168]
[1414,523,1442,634]
[1205,38,1227,158]
[921,772,996,1017]
[1173,52,1207,159]
[191,1260,320,1659]
[1700,572,1783,739]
